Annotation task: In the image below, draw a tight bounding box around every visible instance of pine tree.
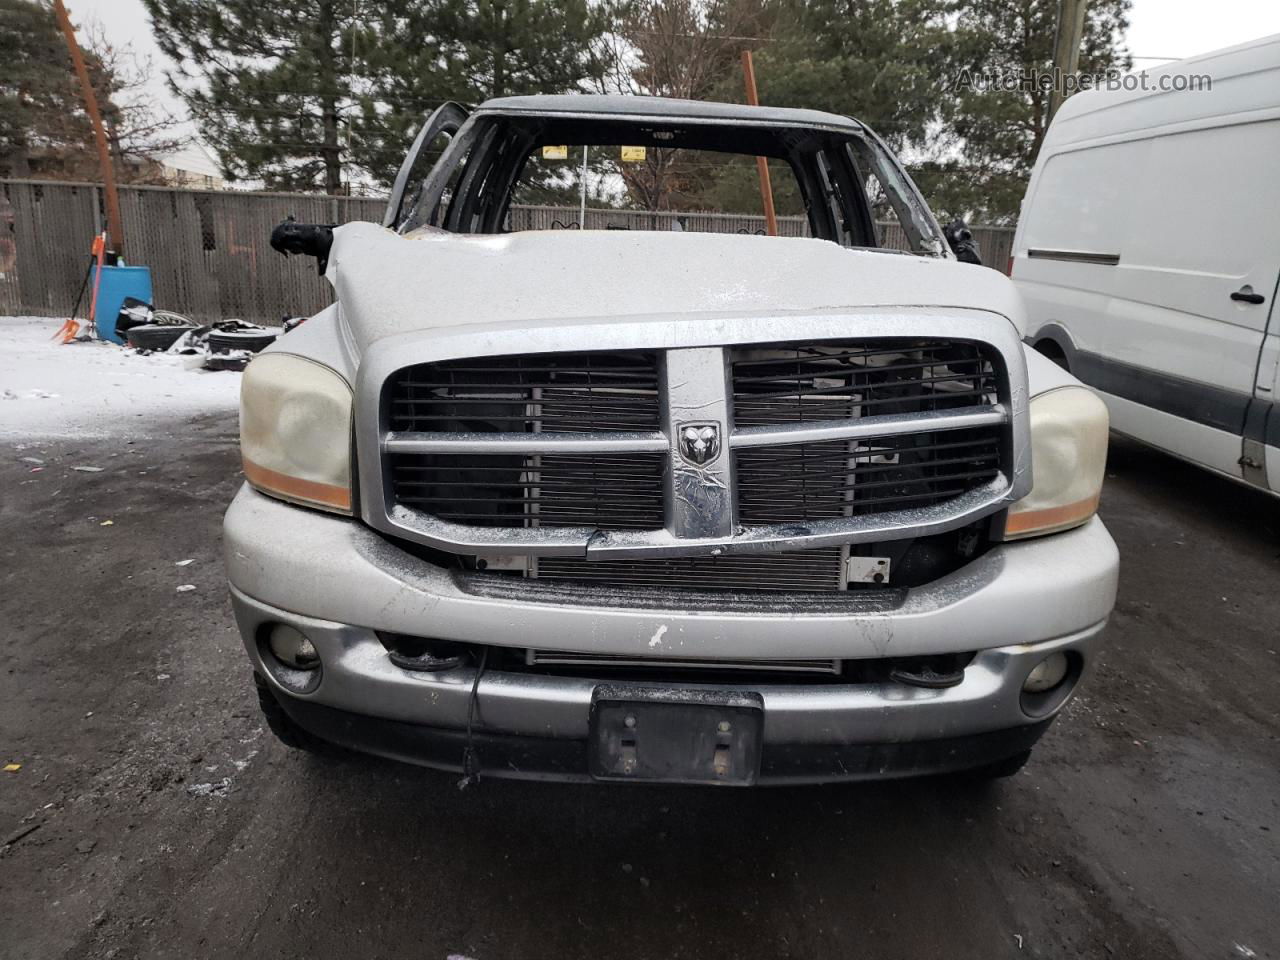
[653,0,955,215]
[1,0,179,182]
[349,0,616,187]
[145,0,616,193]
[603,0,773,212]
[920,0,1132,222]
[144,0,363,193]
[745,0,957,152]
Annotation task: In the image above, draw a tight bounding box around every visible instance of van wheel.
[1034,340,1069,371]
[253,673,331,755]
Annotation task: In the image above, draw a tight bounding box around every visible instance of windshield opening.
[401,112,943,255]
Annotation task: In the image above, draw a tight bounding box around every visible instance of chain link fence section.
[506,204,813,237]
[0,180,100,317]
[1,180,1014,325]
[499,206,1013,265]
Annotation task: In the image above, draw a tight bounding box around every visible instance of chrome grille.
[730,339,998,426]
[389,351,660,433]
[390,452,664,529]
[534,549,844,592]
[736,428,1003,523]
[731,340,1002,526]
[373,328,1022,592]
[387,351,663,530]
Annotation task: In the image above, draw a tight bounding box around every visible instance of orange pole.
[87,232,106,329]
[52,0,124,256]
[741,50,778,237]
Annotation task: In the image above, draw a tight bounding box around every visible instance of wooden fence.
[0,180,1015,325]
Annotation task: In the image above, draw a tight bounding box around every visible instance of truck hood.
[327,221,1025,351]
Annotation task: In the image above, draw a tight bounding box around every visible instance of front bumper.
[226,485,1119,783]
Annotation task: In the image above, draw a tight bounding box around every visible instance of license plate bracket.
[588,685,764,785]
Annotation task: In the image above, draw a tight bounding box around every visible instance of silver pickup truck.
[225,95,1118,786]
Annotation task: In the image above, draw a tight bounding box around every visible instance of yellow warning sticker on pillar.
[620,145,647,163]
[541,145,569,160]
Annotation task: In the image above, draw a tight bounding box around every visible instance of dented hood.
[327,221,1025,351]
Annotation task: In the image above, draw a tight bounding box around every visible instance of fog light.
[1023,652,1069,693]
[267,624,320,670]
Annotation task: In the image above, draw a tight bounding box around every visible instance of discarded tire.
[126,324,197,351]
[207,328,278,354]
[204,353,250,372]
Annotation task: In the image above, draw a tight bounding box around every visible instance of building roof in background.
[159,141,222,179]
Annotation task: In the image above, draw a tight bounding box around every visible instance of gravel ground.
[2,415,1277,960]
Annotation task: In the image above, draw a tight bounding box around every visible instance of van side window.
[1023,141,1143,255]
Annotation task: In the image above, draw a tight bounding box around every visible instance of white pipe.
[579,145,588,228]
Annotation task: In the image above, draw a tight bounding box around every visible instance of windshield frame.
[400,106,947,257]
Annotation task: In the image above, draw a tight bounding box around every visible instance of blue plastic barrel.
[90,265,154,344]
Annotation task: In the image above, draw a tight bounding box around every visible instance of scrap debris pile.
[116,298,299,371]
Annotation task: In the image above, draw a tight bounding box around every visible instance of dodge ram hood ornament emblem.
[678,422,721,465]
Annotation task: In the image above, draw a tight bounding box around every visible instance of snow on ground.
[0,316,240,439]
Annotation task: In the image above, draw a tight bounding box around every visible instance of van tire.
[1033,340,1069,371]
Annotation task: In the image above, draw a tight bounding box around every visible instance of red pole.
[52,0,124,256]
[741,50,778,237]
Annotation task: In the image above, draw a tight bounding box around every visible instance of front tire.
[967,748,1032,780]
[253,673,330,754]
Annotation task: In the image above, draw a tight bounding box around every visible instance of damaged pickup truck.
[226,95,1118,785]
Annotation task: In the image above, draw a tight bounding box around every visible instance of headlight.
[240,353,353,514]
[1003,386,1108,540]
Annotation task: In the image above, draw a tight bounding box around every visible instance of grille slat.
[390,452,665,530]
[735,428,1002,523]
[730,340,1002,528]
[388,350,664,530]
[389,350,660,434]
[535,549,845,593]
[731,339,999,428]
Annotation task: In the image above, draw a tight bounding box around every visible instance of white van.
[1013,34,1280,492]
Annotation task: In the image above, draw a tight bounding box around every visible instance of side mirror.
[943,218,983,266]
[271,216,335,275]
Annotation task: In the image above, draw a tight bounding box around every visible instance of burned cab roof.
[387,92,943,256]
[471,95,870,159]
[475,94,866,135]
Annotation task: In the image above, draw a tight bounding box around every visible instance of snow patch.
[0,316,240,439]
[186,778,232,798]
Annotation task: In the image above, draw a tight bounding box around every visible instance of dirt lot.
[2,413,1277,960]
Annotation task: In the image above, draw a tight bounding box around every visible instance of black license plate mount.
[588,685,764,785]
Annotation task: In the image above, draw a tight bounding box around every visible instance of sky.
[62,0,1280,153]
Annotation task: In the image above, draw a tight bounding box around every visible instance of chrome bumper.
[225,485,1118,781]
